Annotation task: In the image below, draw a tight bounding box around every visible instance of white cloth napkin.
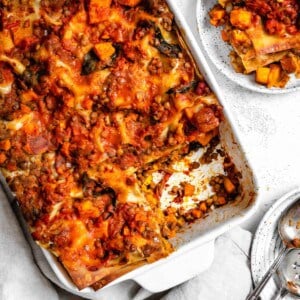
[0,184,253,300]
[0,184,59,300]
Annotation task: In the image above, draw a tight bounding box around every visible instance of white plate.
[196,0,300,94]
[251,188,300,300]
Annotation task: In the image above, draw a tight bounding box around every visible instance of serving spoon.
[275,249,300,299]
[247,200,300,300]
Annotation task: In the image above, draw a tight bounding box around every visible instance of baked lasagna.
[209,0,300,88]
[0,0,241,290]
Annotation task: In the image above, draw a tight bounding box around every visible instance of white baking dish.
[1,0,259,298]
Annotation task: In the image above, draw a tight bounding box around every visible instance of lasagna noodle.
[229,26,290,73]
[246,20,300,56]
[242,51,288,73]
[233,47,288,73]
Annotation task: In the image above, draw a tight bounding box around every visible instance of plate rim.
[250,188,300,299]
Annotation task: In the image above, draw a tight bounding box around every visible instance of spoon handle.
[246,246,289,300]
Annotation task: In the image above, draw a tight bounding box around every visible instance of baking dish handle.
[134,240,215,293]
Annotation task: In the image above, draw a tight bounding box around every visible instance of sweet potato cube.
[255,67,270,85]
[212,9,225,20]
[12,25,33,46]
[209,5,226,27]
[224,178,235,194]
[191,209,203,219]
[116,0,141,7]
[267,64,281,88]
[94,42,115,62]
[0,153,6,164]
[230,9,252,30]
[197,131,217,147]
[0,140,11,151]
[199,202,207,213]
[231,29,249,45]
[215,196,226,206]
[0,30,14,53]
[89,0,112,24]
[183,183,195,197]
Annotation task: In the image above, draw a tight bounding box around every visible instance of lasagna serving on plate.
[209,0,300,88]
[0,0,241,290]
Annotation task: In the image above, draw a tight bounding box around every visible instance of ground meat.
[192,107,220,133]
[147,0,167,16]
[148,57,163,75]
[245,0,300,35]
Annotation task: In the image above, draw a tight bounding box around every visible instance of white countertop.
[2,3,299,300]
[178,0,300,233]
